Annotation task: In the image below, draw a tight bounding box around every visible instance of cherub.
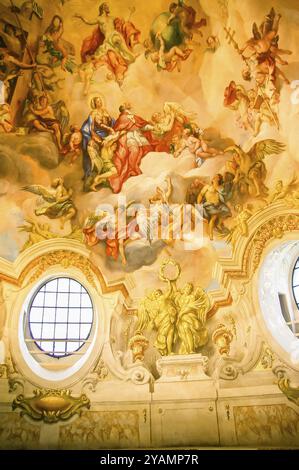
[78,54,99,96]
[225,204,254,244]
[23,177,77,229]
[174,128,222,166]
[167,1,207,39]
[61,125,82,163]
[269,176,298,203]
[149,177,172,205]
[205,35,220,53]
[145,32,192,72]
[234,204,253,237]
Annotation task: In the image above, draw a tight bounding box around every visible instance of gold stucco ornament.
[133,259,211,356]
[128,333,149,362]
[274,367,299,408]
[212,324,233,356]
[12,389,90,423]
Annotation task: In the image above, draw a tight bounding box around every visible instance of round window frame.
[291,258,299,311]
[256,240,299,369]
[26,276,94,360]
[9,267,105,388]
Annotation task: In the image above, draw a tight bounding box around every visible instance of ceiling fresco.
[0,0,299,298]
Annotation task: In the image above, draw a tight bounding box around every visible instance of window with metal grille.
[291,258,299,338]
[27,277,93,358]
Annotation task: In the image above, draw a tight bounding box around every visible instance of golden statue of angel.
[134,259,211,356]
[175,283,211,354]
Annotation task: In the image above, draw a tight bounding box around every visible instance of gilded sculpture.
[212,323,234,356]
[12,389,90,423]
[133,259,211,356]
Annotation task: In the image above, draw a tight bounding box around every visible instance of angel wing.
[260,7,276,36]
[252,22,261,40]
[22,184,56,202]
[225,144,242,154]
[248,139,285,162]
[52,100,70,133]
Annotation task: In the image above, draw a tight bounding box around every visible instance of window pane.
[81,308,93,323]
[80,324,91,339]
[56,308,68,323]
[56,292,69,307]
[66,342,79,353]
[55,323,67,339]
[30,323,42,339]
[54,342,65,354]
[58,278,70,292]
[81,294,92,308]
[43,307,55,323]
[68,308,80,323]
[40,341,53,354]
[33,292,44,306]
[68,324,80,339]
[41,323,54,340]
[69,280,82,293]
[44,279,58,292]
[69,293,81,308]
[44,292,57,307]
[29,307,43,323]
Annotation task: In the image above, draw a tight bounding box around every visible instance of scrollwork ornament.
[219,362,239,380]
[273,366,299,407]
[129,366,152,385]
[21,250,97,291]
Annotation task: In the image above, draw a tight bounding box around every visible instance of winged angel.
[135,260,211,356]
[23,178,77,229]
[225,139,285,198]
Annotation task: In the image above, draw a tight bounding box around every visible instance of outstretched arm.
[74,14,98,26]
[8,55,36,69]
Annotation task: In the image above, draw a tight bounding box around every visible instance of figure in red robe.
[109,103,157,194]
